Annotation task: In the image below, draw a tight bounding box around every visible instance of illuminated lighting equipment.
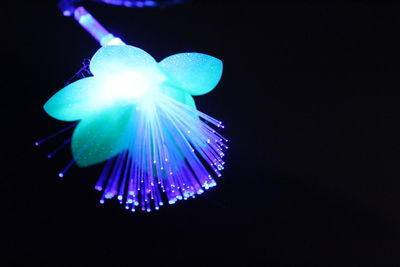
[39,3,227,212]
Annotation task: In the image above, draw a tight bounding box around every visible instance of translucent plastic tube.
[73,6,125,46]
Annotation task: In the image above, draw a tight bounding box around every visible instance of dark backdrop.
[4,0,400,265]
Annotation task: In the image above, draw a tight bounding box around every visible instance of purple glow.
[59,159,76,178]
[47,138,71,159]
[34,123,77,147]
[94,95,227,212]
[42,6,227,213]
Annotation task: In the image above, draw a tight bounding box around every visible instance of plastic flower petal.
[159,52,223,96]
[44,77,104,121]
[44,45,223,166]
[90,45,158,76]
[42,44,227,212]
[160,84,196,110]
[72,104,136,167]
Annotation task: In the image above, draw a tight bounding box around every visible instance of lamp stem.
[73,6,125,46]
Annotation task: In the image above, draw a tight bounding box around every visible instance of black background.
[4,0,400,265]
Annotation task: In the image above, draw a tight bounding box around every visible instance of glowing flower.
[44,45,227,211]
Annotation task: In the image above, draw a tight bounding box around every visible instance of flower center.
[103,72,153,100]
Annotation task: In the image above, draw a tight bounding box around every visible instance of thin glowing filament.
[42,8,227,212]
[94,94,227,211]
[35,122,77,146]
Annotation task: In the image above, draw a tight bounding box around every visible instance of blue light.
[41,6,227,212]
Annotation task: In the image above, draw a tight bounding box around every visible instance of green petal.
[183,93,196,110]
[44,77,113,121]
[159,53,223,96]
[90,45,158,76]
[161,85,197,110]
[71,104,137,167]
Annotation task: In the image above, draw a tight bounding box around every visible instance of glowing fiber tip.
[43,44,226,212]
